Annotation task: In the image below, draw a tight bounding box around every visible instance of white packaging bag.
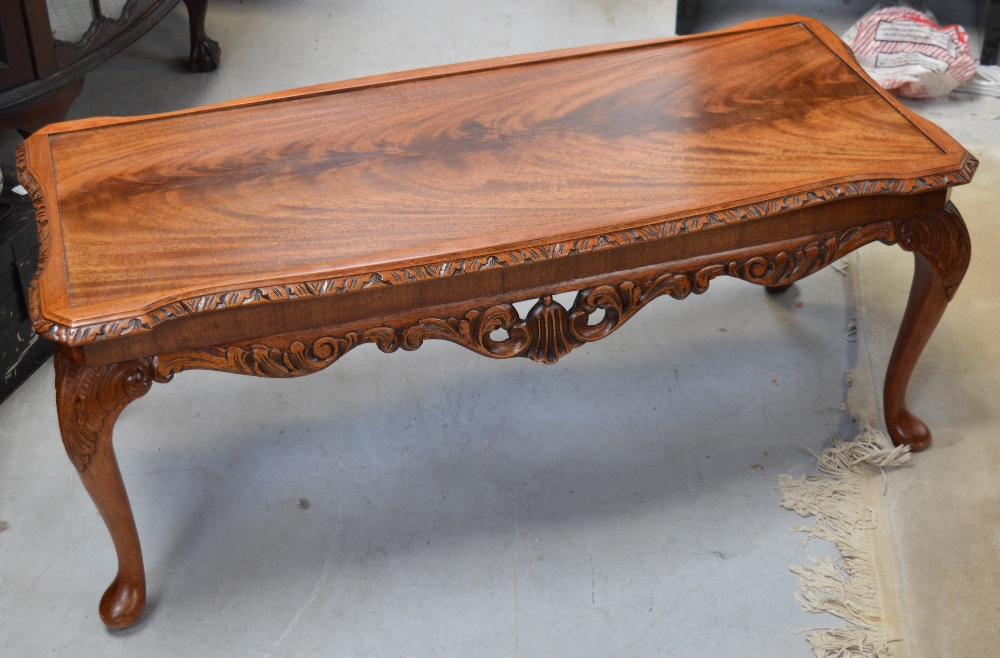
[842,6,978,98]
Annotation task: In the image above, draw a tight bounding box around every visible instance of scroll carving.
[19,145,978,347]
[154,328,400,379]
[400,303,530,360]
[155,218,909,378]
[892,202,971,299]
[55,349,155,472]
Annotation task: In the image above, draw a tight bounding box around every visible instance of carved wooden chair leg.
[182,0,221,72]
[883,202,971,451]
[54,347,157,628]
[765,283,794,294]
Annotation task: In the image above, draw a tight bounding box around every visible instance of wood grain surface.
[18,15,974,347]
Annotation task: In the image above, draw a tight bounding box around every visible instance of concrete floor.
[1,1,998,656]
[0,275,853,656]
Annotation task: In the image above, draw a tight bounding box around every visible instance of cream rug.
[781,145,1000,657]
[778,261,910,658]
[856,146,1000,657]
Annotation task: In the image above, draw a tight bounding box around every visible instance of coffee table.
[17,15,975,629]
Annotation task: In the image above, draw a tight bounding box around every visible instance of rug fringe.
[777,365,910,658]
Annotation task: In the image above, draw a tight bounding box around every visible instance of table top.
[18,15,975,347]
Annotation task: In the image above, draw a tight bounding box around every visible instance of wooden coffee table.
[17,15,975,629]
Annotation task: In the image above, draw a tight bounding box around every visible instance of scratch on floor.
[28,520,103,594]
[513,568,519,658]
[590,554,596,604]
[265,539,338,658]
[402,371,434,445]
[138,467,206,476]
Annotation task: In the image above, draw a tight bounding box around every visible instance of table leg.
[884,202,971,451]
[54,347,156,628]
[182,0,221,72]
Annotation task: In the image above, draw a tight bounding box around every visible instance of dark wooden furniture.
[17,15,975,629]
[985,0,1000,64]
[0,163,53,403]
[1,0,219,135]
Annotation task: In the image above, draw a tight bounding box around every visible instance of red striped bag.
[842,6,977,98]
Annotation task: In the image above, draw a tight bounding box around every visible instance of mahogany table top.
[18,15,973,351]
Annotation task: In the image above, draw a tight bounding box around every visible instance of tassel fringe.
[777,367,910,658]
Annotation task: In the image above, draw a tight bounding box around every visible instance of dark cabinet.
[0,0,219,135]
[1,2,35,90]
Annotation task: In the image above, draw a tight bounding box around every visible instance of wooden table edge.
[18,146,978,347]
[19,14,977,348]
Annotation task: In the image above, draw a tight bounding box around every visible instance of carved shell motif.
[523,296,581,364]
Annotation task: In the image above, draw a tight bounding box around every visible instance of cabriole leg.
[884,202,971,451]
[54,347,156,628]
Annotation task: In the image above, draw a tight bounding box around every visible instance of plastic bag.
[841,5,977,98]
[956,65,1000,97]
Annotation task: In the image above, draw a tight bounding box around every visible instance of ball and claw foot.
[100,575,146,629]
[189,36,221,73]
[183,0,221,72]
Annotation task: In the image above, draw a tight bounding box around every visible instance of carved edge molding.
[17,146,52,353]
[54,348,155,472]
[19,148,978,347]
[156,210,968,379]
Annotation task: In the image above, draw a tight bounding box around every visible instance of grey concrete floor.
[1,1,998,656]
[0,275,852,656]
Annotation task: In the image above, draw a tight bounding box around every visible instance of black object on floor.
[984,0,1000,65]
[0,161,52,406]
